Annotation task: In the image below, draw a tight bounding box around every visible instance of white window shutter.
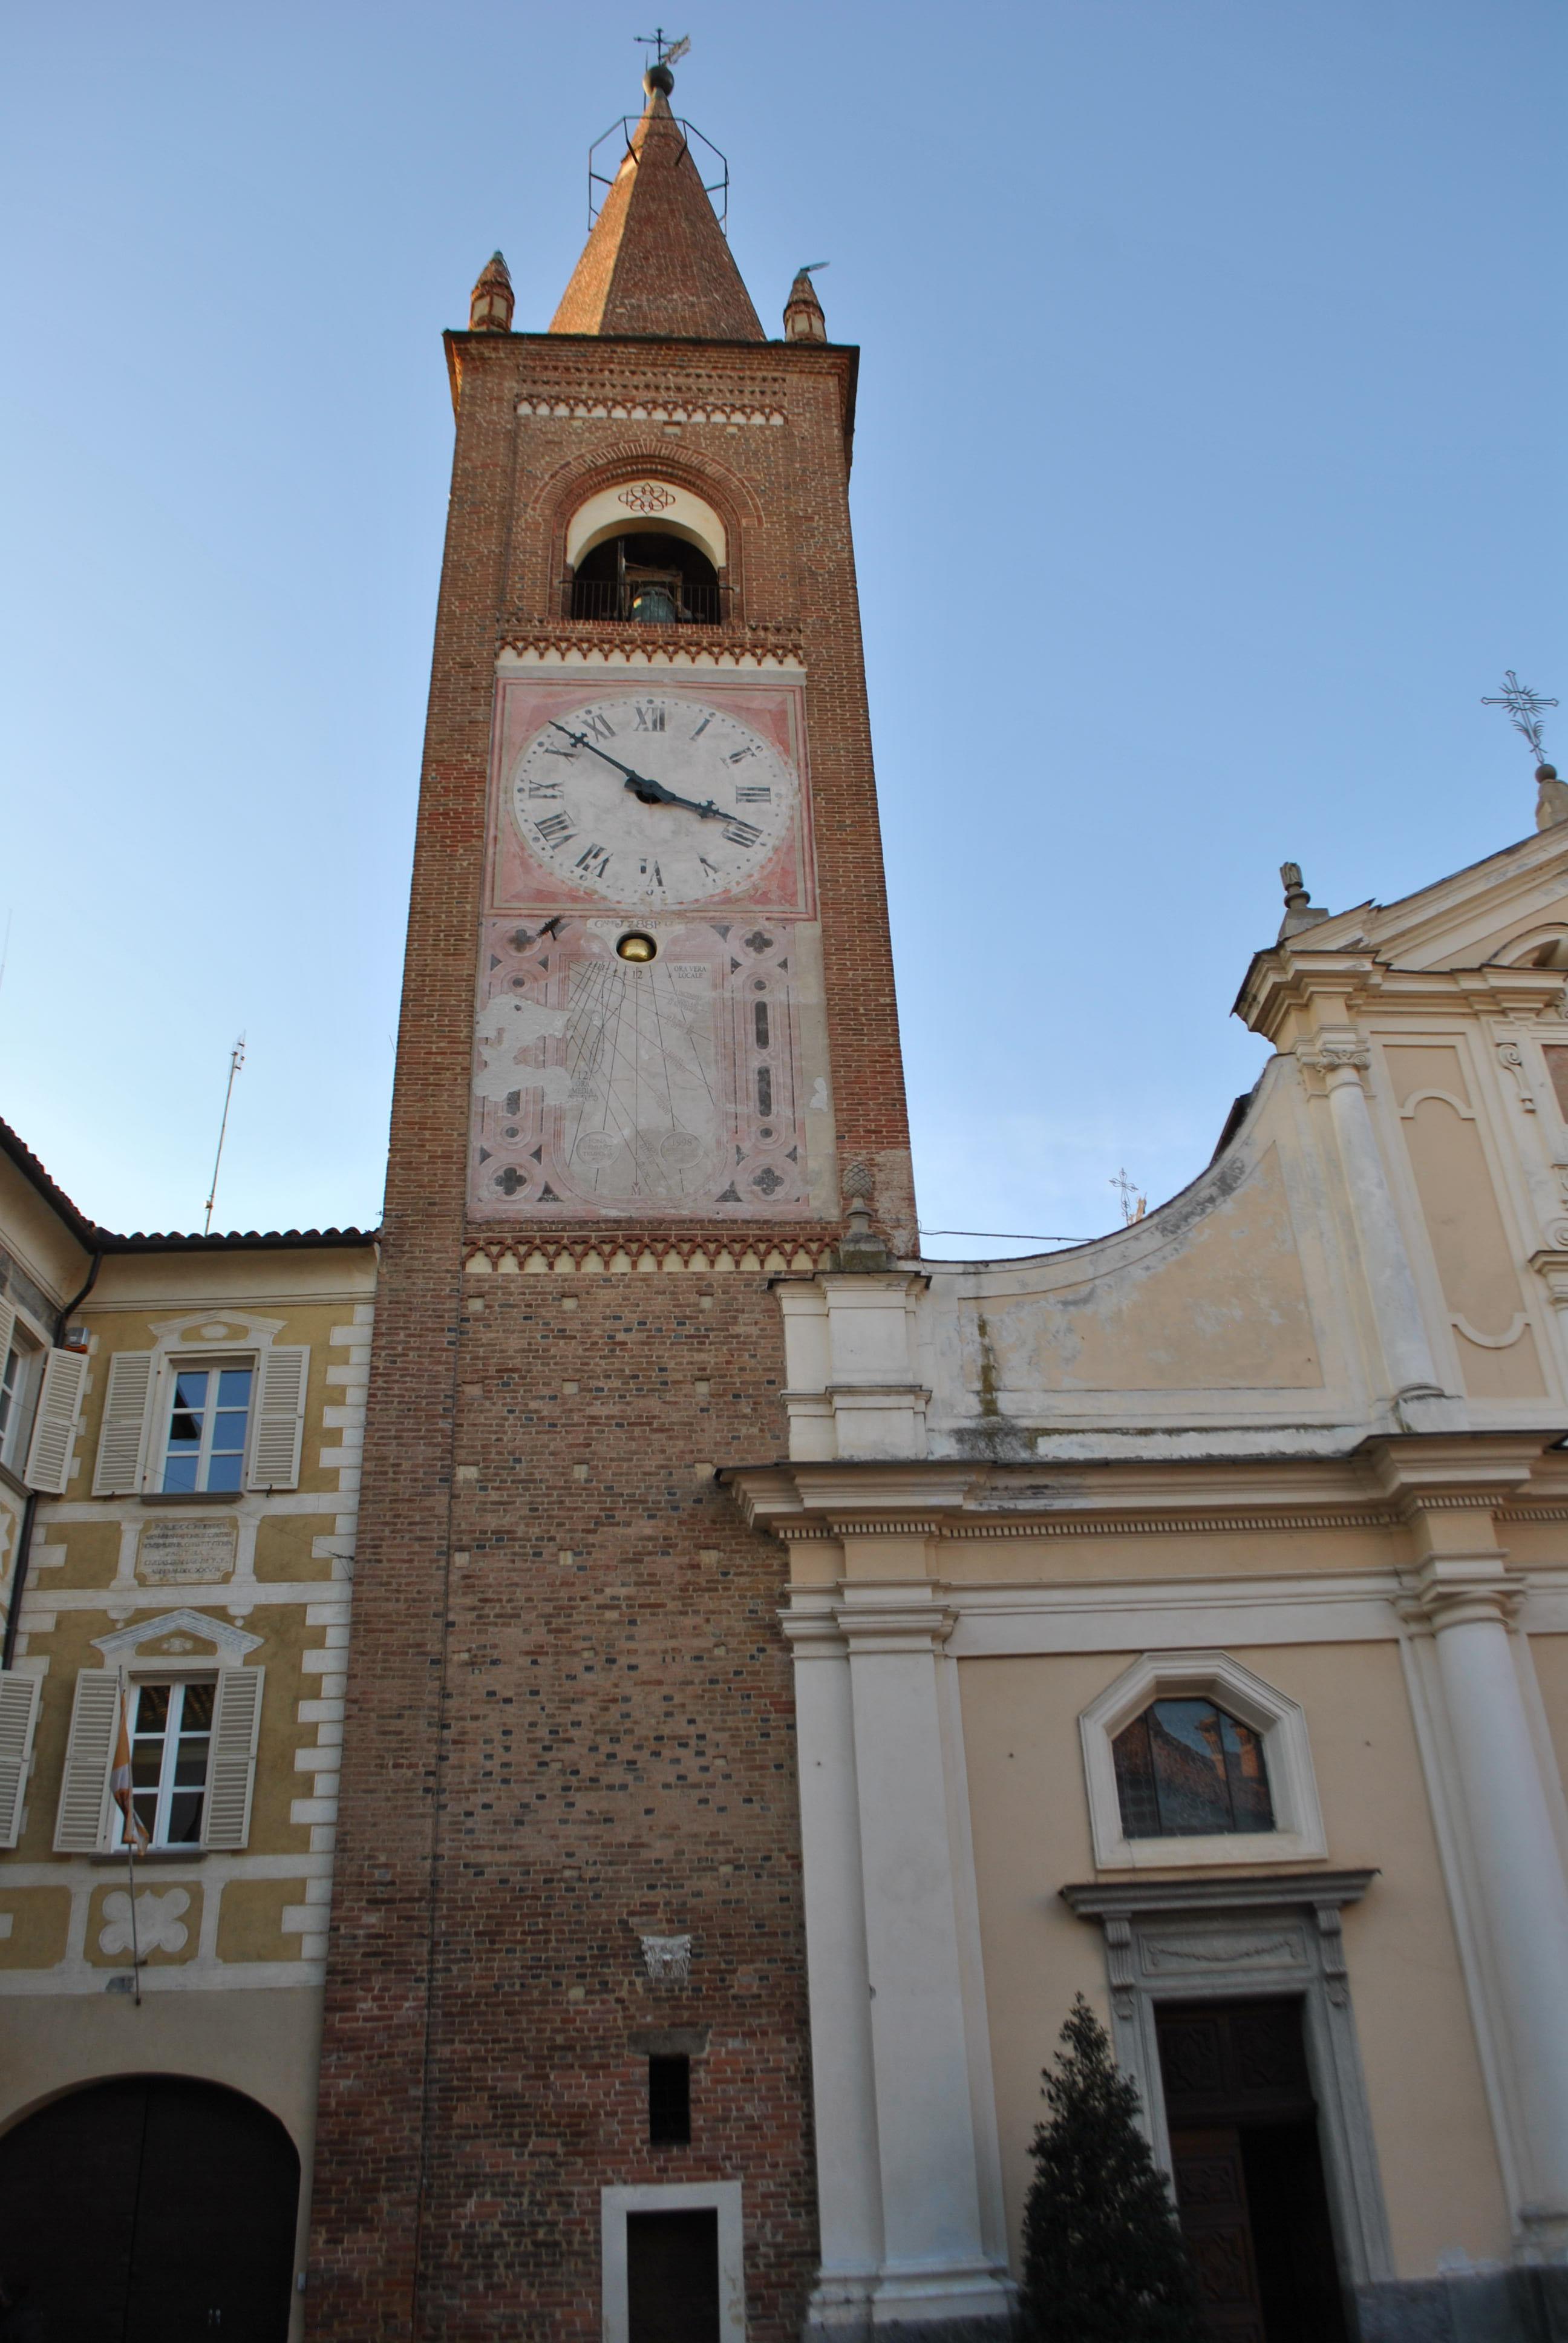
[0,1673,41,1849]
[23,1348,88,1495]
[53,1669,118,1852]
[92,1350,155,1495]
[204,1666,264,1849]
[249,1345,309,1490]
[0,1302,16,1375]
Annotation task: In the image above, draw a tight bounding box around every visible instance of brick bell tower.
[309,48,914,2342]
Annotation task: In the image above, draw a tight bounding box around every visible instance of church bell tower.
[309,50,914,2339]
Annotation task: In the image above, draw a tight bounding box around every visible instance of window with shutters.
[159,1361,253,1493]
[56,1662,264,1853]
[0,1673,42,1850]
[109,1680,215,1848]
[0,1320,42,1475]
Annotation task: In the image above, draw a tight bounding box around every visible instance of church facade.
[2,48,1568,2343]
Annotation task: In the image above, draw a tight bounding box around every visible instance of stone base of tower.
[1354,2268,1568,2342]
[804,2264,1016,2340]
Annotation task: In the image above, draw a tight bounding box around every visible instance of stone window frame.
[1062,1870,1394,2294]
[599,2180,744,2343]
[1079,1650,1328,1870]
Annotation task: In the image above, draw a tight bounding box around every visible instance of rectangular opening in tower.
[647,2053,691,2145]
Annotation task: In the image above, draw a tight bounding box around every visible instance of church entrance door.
[1156,1998,1348,2343]
[0,2073,299,2341]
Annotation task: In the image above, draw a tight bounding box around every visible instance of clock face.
[509,692,797,907]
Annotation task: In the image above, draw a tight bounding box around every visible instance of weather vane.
[635,28,690,67]
[1482,670,1559,767]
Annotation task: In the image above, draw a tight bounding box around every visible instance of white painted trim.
[1078,1650,1328,1871]
[91,1610,264,1668]
[567,480,727,573]
[599,2180,744,2343]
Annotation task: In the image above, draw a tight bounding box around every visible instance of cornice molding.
[728,1435,1568,1543]
[1061,1870,1378,1922]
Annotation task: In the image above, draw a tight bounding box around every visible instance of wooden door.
[626,2207,720,2343]
[1169,2128,1267,2343]
[1157,2000,1349,2343]
[0,2074,299,2341]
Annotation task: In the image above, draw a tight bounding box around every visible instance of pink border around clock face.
[486,674,815,917]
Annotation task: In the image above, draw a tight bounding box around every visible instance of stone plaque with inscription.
[137,1518,238,1585]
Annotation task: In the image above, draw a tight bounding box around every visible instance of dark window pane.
[167,1791,204,1843]
[1220,1709,1275,1830]
[1117,1697,1277,1838]
[1112,1713,1161,1837]
[182,1685,215,1732]
[1148,1699,1234,1833]
[136,1687,170,1734]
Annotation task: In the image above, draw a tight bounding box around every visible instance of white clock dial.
[510,693,797,906]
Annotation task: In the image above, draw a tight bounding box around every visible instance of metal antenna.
[1482,671,1559,765]
[203,1033,246,1236]
[635,28,690,66]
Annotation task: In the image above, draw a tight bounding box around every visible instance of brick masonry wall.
[309,323,912,2337]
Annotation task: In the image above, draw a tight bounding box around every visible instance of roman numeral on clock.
[633,701,665,732]
[575,842,613,877]
[734,784,771,804]
[579,710,615,741]
[534,813,575,846]
[723,820,763,850]
[690,714,713,739]
[528,778,565,799]
[727,744,759,764]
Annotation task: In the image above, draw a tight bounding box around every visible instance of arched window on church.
[1111,1697,1275,1838]
[570,529,722,624]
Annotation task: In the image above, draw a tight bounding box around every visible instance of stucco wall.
[959,1639,1512,2279]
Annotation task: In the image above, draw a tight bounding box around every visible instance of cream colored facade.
[0,1124,374,2341]
[733,810,1568,2338]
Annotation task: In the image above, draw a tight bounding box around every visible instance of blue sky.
[1,2,1562,1253]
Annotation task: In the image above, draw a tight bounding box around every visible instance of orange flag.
[111,1677,149,1853]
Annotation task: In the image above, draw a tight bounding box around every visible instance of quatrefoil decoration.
[618,483,676,514]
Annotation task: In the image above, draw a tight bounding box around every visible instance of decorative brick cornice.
[495,628,805,669]
[516,395,787,426]
[462,1231,833,1277]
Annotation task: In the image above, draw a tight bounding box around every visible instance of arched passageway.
[0,2074,299,2341]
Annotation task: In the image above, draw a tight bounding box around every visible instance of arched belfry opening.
[564,478,730,626]
[570,528,722,624]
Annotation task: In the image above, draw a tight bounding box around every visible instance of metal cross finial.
[635,28,690,65]
[1483,670,1559,765]
[1111,1167,1146,1225]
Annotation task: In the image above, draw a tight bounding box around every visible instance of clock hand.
[549,721,662,794]
[547,719,724,819]
[634,780,725,820]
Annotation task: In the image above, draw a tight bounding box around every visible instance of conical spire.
[550,72,763,341]
[783,266,828,342]
[469,251,514,333]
